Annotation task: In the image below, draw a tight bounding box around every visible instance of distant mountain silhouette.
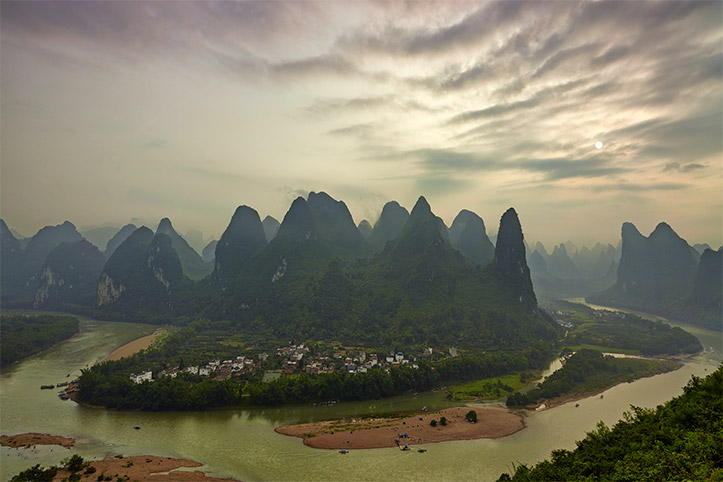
[262,215,280,242]
[358,220,373,241]
[104,224,137,258]
[448,209,495,266]
[81,226,120,251]
[202,240,218,262]
[156,218,213,280]
[588,222,719,330]
[368,201,409,250]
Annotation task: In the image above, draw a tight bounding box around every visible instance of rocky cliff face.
[494,208,536,311]
[34,239,105,308]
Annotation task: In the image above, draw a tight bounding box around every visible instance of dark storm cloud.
[591,182,689,192]
[403,148,628,183]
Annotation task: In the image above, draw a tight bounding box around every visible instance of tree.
[430,419,437,427]
[440,416,447,426]
[465,410,477,423]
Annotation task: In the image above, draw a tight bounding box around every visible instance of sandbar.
[1,432,75,448]
[275,405,524,450]
[2,434,238,481]
[104,328,166,361]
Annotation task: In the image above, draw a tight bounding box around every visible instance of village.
[129,344,447,384]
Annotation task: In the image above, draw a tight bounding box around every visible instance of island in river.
[275,405,524,449]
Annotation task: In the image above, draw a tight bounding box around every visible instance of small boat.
[57,382,69,387]
[417,449,427,453]
[575,403,580,407]
[134,425,141,430]
[338,449,349,454]
[600,394,604,399]
[40,385,55,390]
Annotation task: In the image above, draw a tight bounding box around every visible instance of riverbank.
[103,328,166,361]
[275,405,524,449]
[531,358,683,411]
[1,433,74,448]
[2,433,238,481]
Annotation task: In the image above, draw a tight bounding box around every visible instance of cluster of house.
[298,349,427,375]
[129,353,269,384]
[130,345,448,384]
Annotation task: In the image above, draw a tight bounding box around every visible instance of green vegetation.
[0,314,79,367]
[506,349,679,407]
[10,454,91,482]
[498,367,723,481]
[77,333,553,410]
[465,410,477,422]
[547,300,702,356]
[448,373,527,401]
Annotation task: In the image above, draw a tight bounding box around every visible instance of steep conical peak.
[126,226,155,244]
[552,243,568,256]
[228,206,265,234]
[494,208,536,310]
[104,223,137,257]
[621,222,645,240]
[410,196,432,218]
[156,218,175,234]
[276,197,315,240]
[450,210,494,266]
[449,209,486,245]
[534,241,548,256]
[649,222,687,245]
[369,201,410,249]
[306,191,364,250]
[60,221,76,230]
[214,205,266,284]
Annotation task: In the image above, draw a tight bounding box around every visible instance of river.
[1,311,720,482]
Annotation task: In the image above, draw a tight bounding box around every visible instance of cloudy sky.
[2,0,721,248]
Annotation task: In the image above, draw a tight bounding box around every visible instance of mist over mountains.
[1,192,720,337]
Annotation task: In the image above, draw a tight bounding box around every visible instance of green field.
[448,373,529,401]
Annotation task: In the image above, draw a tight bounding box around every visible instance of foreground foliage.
[506,349,679,407]
[499,366,723,481]
[0,314,79,367]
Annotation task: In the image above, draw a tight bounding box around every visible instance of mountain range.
[2,193,718,339]
[588,222,721,330]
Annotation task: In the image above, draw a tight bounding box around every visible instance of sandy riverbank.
[1,433,75,448]
[104,328,166,361]
[2,433,238,481]
[275,405,525,450]
[51,455,239,482]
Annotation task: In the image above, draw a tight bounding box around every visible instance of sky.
[1,0,721,249]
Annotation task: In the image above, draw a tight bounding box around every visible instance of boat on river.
[40,384,54,389]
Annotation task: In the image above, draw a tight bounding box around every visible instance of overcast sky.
[2,0,721,248]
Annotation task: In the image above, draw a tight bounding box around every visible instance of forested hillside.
[499,367,723,481]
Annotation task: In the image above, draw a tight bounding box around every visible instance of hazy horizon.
[2,0,721,249]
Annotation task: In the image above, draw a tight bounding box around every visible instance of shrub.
[440,416,447,426]
[430,419,437,427]
[465,410,477,422]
